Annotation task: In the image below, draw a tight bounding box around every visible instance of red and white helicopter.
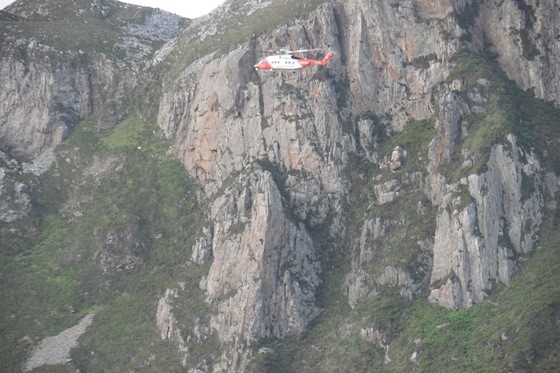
[254,48,335,71]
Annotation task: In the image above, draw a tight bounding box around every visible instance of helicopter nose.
[254,59,271,71]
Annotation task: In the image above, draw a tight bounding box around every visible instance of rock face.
[157,3,461,339]
[23,314,94,372]
[149,1,560,367]
[156,289,188,366]
[169,48,345,199]
[0,151,31,223]
[477,0,560,104]
[0,0,186,159]
[0,58,92,159]
[2,0,560,371]
[429,135,544,309]
[154,168,322,371]
[203,169,321,345]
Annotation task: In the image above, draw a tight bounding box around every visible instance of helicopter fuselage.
[254,52,334,71]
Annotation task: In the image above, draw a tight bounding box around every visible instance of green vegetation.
[251,225,560,372]
[402,53,438,69]
[371,194,435,274]
[249,112,436,372]
[386,226,560,372]
[452,0,481,35]
[73,294,184,371]
[166,0,329,79]
[342,117,437,276]
[0,0,175,59]
[441,52,560,181]
[381,119,436,173]
[0,116,210,371]
[439,52,513,179]
[2,1,560,370]
[513,0,540,59]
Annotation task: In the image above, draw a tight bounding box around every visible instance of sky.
[0,0,226,19]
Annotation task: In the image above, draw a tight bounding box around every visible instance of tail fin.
[320,52,335,65]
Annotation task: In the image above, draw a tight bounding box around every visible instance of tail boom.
[320,51,335,65]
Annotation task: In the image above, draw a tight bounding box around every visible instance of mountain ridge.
[1,0,559,371]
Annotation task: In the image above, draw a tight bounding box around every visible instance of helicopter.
[253,48,335,71]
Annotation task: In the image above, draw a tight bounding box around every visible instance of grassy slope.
[0,116,206,371]
[390,225,560,372]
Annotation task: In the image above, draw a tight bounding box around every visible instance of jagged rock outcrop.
[116,1,560,367]
[156,289,188,366]
[202,169,321,346]
[429,135,544,309]
[155,167,323,370]
[191,226,214,265]
[169,48,346,200]
[345,215,431,308]
[158,0,462,322]
[0,151,31,223]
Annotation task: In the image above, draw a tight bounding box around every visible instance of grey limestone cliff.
[429,135,545,309]
[158,0,559,317]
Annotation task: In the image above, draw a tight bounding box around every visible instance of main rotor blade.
[290,48,323,54]
[253,48,323,55]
